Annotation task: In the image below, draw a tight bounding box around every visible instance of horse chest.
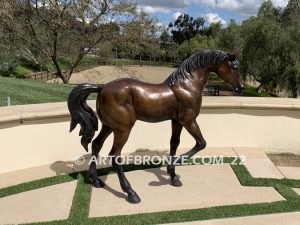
[174,88,202,118]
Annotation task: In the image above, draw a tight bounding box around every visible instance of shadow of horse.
[49,149,174,200]
[97,167,172,201]
[50,153,92,176]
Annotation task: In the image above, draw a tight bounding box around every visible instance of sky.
[135,0,289,27]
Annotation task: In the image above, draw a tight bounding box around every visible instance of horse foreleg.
[168,119,183,187]
[88,125,112,188]
[178,120,207,162]
[110,130,141,204]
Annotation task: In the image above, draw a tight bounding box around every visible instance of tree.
[278,20,300,97]
[241,0,300,97]
[216,20,242,52]
[159,30,178,62]
[258,0,281,19]
[282,0,300,25]
[241,16,284,93]
[177,34,215,60]
[160,31,170,46]
[168,14,205,44]
[277,0,300,97]
[0,0,135,83]
[204,21,222,38]
[116,11,161,61]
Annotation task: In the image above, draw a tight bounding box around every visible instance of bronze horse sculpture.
[68,49,244,204]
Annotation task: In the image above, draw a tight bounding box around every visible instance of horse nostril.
[241,86,245,93]
[234,86,244,94]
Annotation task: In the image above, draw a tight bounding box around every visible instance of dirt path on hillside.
[49,65,176,84]
[47,65,240,96]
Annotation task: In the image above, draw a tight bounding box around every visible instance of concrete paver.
[161,212,300,225]
[89,164,284,217]
[0,155,111,189]
[0,162,73,189]
[157,147,237,158]
[234,147,284,179]
[243,159,285,179]
[197,147,237,157]
[0,181,77,225]
[233,147,269,159]
[277,166,300,180]
[292,188,300,196]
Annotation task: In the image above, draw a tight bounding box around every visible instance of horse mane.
[167,49,234,86]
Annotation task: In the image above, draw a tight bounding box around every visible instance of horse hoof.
[127,193,141,204]
[93,179,105,188]
[171,177,182,187]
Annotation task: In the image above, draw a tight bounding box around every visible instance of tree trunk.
[292,87,298,98]
[56,70,70,84]
[51,56,70,84]
[289,73,298,98]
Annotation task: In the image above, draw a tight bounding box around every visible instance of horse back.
[98,78,177,124]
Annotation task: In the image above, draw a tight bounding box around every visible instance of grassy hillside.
[0,76,96,107]
[14,65,33,77]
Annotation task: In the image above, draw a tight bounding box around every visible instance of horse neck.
[163,64,214,92]
[191,68,211,91]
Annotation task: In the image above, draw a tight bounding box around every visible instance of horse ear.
[228,48,242,61]
[232,49,242,57]
[227,54,236,62]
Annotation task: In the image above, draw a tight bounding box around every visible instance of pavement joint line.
[231,147,236,155]
[231,147,240,157]
[276,165,288,179]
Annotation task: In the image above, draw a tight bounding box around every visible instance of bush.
[243,85,270,97]
[0,61,18,77]
[18,57,46,72]
[14,66,32,78]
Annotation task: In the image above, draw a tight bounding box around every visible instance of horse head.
[216,51,244,94]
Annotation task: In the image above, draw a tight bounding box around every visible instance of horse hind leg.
[110,130,141,204]
[88,125,112,188]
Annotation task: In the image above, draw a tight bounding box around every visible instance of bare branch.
[0,0,137,83]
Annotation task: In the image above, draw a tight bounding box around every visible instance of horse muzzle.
[234,86,244,94]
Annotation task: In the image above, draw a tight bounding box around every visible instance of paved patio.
[161,212,300,225]
[0,181,77,224]
[89,164,283,217]
[0,147,299,225]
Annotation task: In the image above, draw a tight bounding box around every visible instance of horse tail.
[67,83,103,152]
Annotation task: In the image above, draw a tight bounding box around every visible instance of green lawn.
[81,56,99,64]
[0,76,97,107]
[45,60,71,72]
[14,65,34,77]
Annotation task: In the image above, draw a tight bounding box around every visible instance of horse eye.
[231,61,239,70]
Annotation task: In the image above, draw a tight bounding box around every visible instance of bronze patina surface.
[68,49,244,204]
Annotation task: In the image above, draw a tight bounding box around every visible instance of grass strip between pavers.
[0,157,299,225]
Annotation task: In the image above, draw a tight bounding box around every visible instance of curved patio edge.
[0,96,300,174]
[1,97,300,125]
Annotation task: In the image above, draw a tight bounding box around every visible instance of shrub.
[18,57,46,72]
[0,61,18,77]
